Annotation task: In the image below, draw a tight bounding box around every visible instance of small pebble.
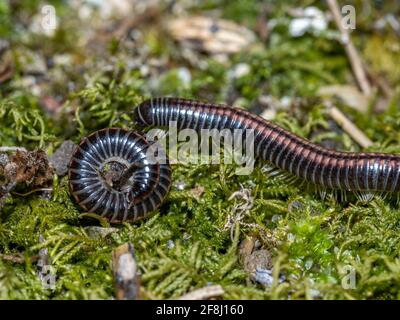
[271,214,282,223]
[0,154,9,166]
[289,6,327,37]
[0,39,9,54]
[288,200,304,212]
[49,140,78,176]
[243,249,273,276]
[287,233,296,242]
[176,181,186,191]
[167,240,175,249]
[177,67,191,86]
[280,96,292,109]
[309,288,321,299]
[254,268,286,287]
[228,63,250,79]
[305,258,313,270]
[254,268,274,286]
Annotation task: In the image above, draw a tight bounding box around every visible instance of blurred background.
[1,0,399,146]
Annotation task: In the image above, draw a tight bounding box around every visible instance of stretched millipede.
[69,97,400,223]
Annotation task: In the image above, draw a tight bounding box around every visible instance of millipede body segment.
[134,97,400,193]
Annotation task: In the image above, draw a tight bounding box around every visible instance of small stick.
[11,188,53,197]
[387,14,400,37]
[255,4,270,41]
[239,237,256,266]
[0,146,27,153]
[365,67,394,99]
[327,104,373,148]
[177,285,224,300]
[112,243,140,300]
[0,254,39,264]
[327,0,372,96]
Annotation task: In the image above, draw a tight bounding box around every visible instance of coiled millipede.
[69,97,400,223]
[68,128,171,223]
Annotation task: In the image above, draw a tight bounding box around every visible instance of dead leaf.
[168,16,255,55]
[112,243,140,300]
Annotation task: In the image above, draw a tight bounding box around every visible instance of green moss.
[0,96,56,148]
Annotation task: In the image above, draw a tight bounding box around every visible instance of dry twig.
[327,0,372,96]
[0,253,39,264]
[0,146,28,153]
[177,285,224,300]
[112,243,140,300]
[327,103,373,148]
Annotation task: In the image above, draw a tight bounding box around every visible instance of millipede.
[68,128,171,223]
[69,97,400,223]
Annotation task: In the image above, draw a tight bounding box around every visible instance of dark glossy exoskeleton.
[69,97,400,223]
[68,128,171,223]
[134,97,400,193]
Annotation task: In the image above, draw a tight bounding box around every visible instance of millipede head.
[132,99,153,127]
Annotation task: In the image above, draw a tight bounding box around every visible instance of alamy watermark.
[341,5,356,30]
[40,4,57,32]
[144,121,255,175]
[341,265,356,290]
[37,246,56,291]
